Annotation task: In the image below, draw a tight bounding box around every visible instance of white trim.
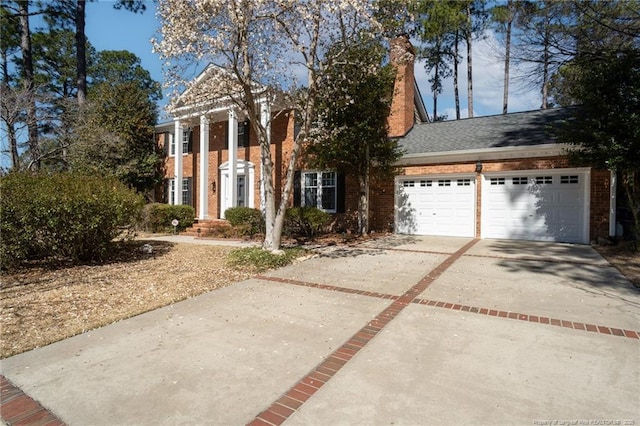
[199,115,210,220]
[219,160,256,218]
[480,167,590,244]
[398,143,572,166]
[173,120,183,205]
[228,109,238,210]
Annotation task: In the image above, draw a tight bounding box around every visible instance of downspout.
[609,169,617,238]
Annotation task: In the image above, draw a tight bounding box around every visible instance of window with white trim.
[168,130,191,156]
[490,177,506,185]
[167,178,192,206]
[302,171,336,212]
[535,176,553,185]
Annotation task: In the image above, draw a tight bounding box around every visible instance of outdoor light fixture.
[475,161,483,173]
[211,181,217,194]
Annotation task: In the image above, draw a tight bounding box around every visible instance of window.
[457,179,471,186]
[302,171,336,212]
[181,130,191,153]
[168,130,192,156]
[227,121,250,148]
[402,180,415,188]
[490,178,505,185]
[167,178,192,206]
[535,176,553,185]
[420,180,432,187]
[238,121,249,147]
[167,133,175,156]
[512,177,528,185]
[561,175,579,184]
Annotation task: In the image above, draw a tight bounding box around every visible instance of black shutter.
[336,172,345,213]
[293,171,301,207]
[225,122,229,149]
[163,132,169,156]
[243,121,250,147]
[163,179,169,203]
[187,130,193,153]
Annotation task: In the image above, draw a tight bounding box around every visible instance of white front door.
[219,160,255,218]
[482,169,589,243]
[396,176,476,237]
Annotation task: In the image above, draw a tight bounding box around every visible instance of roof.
[398,107,575,155]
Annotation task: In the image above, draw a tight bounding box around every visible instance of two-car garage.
[396,169,590,244]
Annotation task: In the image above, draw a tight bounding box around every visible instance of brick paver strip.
[411,298,640,340]
[0,375,66,426]
[247,239,480,425]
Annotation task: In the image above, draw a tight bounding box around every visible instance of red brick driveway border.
[0,375,65,426]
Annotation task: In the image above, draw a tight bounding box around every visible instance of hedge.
[0,172,144,269]
[141,203,195,233]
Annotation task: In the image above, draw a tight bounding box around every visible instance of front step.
[182,219,232,237]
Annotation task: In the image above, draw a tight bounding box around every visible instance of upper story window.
[168,130,192,156]
[226,121,250,148]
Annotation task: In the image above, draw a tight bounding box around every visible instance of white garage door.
[396,176,476,237]
[482,170,589,243]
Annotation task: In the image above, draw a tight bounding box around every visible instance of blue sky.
[85,1,542,122]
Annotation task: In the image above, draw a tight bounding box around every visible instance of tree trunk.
[466,4,474,118]
[503,3,512,115]
[622,169,640,248]
[1,43,20,170]
[541,28,549,109]
[357,145,370,235]
[454,30,460,120]
[18,1,39,171]
[432,62,439,120]
[76,0,87,106]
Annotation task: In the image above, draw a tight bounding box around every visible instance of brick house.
[156,36,614,244]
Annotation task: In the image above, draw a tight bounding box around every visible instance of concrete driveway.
[2,236,639,425]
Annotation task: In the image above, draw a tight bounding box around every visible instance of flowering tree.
[153,0,384,252]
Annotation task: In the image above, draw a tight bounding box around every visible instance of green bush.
[141,203,195,233]
[224,207,264,236]
[227,247,306,272]
[284,207,331,238]
[0,172,144,269]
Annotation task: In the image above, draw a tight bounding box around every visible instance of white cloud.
[414,30,541,120]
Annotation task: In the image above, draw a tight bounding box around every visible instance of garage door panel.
[396,177,476,237]
[483,171,587,244]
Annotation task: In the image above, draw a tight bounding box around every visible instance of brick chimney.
[388,34,416,138]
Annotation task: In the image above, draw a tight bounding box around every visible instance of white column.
[199,115,209,220]
[228,109,238,211]
[174,120,183,205]
[259,101,271,214]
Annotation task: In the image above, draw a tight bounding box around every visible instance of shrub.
[227,247,306,272]
[0,172,144,269]
[141,203,195,233]
[224,207,264,236]
[284,207,331,238]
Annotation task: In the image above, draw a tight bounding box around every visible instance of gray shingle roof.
[398,107,575,155]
